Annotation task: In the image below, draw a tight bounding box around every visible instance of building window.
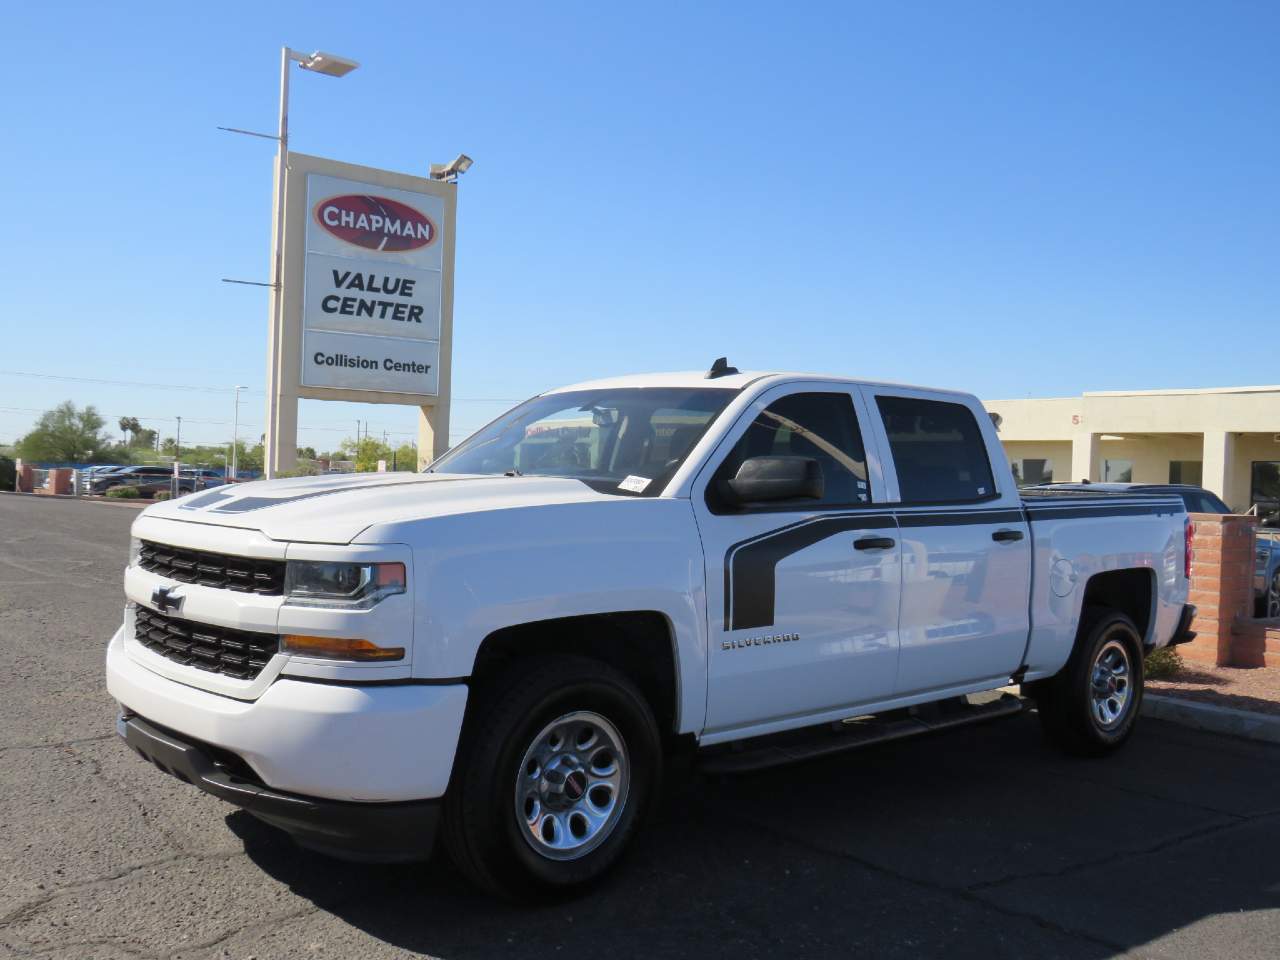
[1012,458,1053,487]
[1103,459,1133,483]
[1169,460,1203,486]
[1252,461,1280,512]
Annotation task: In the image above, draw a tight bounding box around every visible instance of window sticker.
[618,475,651,493]
[977,486,987,495]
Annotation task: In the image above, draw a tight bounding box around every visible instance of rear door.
[692,383,902,738]
[862,389,1032,695]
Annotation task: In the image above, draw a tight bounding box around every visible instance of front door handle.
[992,529,1025,543]
[854,536,896,551]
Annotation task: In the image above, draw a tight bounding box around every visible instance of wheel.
[442,655,662,899]
[1036,607,1144,756]
[1265,571,1280,620]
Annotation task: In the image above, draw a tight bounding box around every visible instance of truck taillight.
[1185,519,1195,579]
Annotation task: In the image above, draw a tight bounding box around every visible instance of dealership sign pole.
[265,152,457,476]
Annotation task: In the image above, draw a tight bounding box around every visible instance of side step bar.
[698,692,1025,775]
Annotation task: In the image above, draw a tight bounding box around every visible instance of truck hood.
[140,472,614,543]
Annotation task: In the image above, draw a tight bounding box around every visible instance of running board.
[697,692,1025,774]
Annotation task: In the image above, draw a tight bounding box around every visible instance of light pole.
[175,416,182,460]
[231,385,247,481]
[264,47,359,480]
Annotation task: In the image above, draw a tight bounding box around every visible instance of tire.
[442,655,662,899]
[1036,607,1144,757]
[1265,571,1280,621]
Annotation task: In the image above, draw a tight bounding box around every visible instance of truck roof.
[544,370,974,397]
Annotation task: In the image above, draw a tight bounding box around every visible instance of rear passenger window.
[712,392,869,510]
[876,395,996,503]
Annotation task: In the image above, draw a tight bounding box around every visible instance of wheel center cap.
[540,756,587,810]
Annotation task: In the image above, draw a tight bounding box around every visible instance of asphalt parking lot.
[2,494,1279,959]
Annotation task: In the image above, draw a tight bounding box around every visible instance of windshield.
[429,387,738,495]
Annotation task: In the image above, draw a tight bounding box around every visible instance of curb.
[1142,693,1280,746]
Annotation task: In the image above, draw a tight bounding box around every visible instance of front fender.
[406,499,708,734]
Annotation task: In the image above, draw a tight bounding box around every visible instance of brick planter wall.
[1183,512,1257,666]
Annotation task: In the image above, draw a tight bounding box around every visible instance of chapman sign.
[267,152,457,476]
[301,174,445,395]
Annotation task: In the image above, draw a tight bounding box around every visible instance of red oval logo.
[313,194,437,252]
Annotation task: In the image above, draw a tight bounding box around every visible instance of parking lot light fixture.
[231,385,247,481]
[265,46,359,480]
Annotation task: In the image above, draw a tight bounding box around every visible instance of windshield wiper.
[504,468,523,477]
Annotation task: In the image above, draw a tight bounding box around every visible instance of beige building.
[984,385,1280,512]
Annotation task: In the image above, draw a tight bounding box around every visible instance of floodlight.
[299,51,360,77]
[429,154,475,181]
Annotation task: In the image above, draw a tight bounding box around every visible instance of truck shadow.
[229,713,1280,959]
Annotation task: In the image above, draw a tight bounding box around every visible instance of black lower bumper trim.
[1168,603,1198,647]
[120,713,438,863]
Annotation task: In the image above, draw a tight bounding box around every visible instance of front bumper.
[119,713,438,862]
[106,625,467,802]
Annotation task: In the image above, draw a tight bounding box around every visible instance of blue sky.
[3,1,1277,452]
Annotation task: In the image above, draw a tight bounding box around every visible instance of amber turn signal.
[281,634,405,661]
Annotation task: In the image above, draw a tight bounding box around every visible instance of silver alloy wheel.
[1268,572,1280,620]
[514,710,629,862]
[1090,637,1133,729]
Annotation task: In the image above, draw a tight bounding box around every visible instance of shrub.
[0,456,14,491]
[104,485,140,499]
[152,491,172,501]
[1145,646,1183,680]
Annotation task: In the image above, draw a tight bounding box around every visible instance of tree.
[118,416,142,445]
[392,442,418,471]
[297,446,318,461]
[339,436,392,472]
[134,428,158,450]
[16,401,114,463]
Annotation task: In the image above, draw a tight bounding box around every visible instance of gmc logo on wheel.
[314,194,437,252]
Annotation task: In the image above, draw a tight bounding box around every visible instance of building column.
[1071,432,1100,483]
[1202,430,1236,506]
[417,404,450,470]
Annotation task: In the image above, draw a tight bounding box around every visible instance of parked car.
[180,469,225,489]
[1046,482,1280,618]
[1042,482,1230,515]
[108,364,1194,897]
[93,466,194,497]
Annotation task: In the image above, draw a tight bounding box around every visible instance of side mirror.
[723,456,823,505]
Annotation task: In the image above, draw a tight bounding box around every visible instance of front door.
[694,386,903,738]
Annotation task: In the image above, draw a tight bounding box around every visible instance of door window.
[876,395,995,503]
[710,392,869,510]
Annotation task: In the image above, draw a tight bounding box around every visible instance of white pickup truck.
[107,362,1196,897]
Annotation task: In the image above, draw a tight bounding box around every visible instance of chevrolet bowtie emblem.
[151,585,182,613]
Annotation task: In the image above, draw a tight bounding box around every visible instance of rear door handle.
[992,529,1025,543]
[854,536,896,551]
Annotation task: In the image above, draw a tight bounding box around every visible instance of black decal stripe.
[896,509,1025,528]
[719,496,1184,635]
[725,513,895,631]
[206,478,473,514]
[1024,500,1182,522]
[180,489,235,510]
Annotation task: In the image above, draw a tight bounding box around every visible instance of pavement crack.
[718,807,1131,954]
[0,852,245,929]
[1042,768,1251,821]
[0,733,114,753]
[967,807,1280,892]
[163,904,323,958]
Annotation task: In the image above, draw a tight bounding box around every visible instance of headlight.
[129,537,142,567]
[284,560,406,609]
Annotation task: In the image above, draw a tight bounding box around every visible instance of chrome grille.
[137,540,284,595]
[134,606,277,680]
